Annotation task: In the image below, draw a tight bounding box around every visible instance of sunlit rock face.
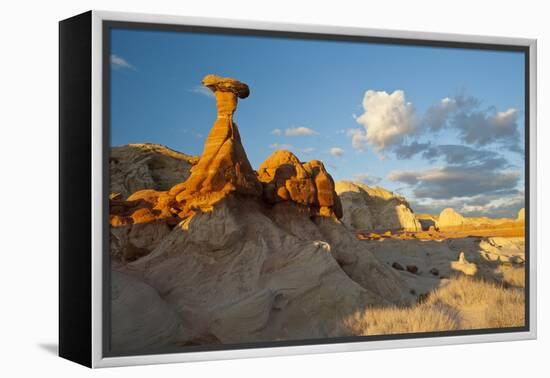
[169,74,262,216]
[438,208,466,229]
[257,150,343,218]
[335,181,421,232]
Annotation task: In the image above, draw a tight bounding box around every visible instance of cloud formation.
[394,141,431,159]
[388,162,520,200]
[421,144,507,167]
[346,128,369,152]
[111,54,134,70]
[191,85,215,99]
[422,94,521,150]
[411,191,524,218]
[355,90,416,152]
[452,107,520,146]
[284,126,318,137]
[269,143,314,154]
[329,147,344,157]
[353,173,382,186]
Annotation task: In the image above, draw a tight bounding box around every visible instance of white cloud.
[285,126,318,137]
[110,54,134,70]
[269,143,294,150]
[269,143,314,154]
[355,90,416,152]
[346,128,369,152]
[329,147,344,157]
[271,128,283,136]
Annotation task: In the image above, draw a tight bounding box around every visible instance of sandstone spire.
[169,74,262,214]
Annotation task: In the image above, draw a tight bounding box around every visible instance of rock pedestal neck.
[170,74,262,215]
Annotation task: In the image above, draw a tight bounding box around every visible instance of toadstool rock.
[169,74,262,216]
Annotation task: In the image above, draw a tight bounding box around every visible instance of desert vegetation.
[343,274,525,335]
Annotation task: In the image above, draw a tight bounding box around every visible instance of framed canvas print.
[59,10,537,368]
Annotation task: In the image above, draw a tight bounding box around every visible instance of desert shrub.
[343,275,524,335]
[495,265,525,288]
[344,304,458,335]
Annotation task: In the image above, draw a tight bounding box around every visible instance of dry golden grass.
[345,304,458,335]
[495,265,525,288]
[344,275,525,335]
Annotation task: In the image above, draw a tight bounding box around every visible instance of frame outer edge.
[529,39,537,339]
[90,10,537,368]
[91,10,104,368]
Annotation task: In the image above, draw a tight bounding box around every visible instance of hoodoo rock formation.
[109,74,413,352]
[110,75,263,260]
[335,181,421,232]
[169,74,262,216]
[257,150,343,218]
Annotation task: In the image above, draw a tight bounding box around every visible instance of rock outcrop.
[109,190,179,262]
[335,181,421,232]
[517,208,525,222]
[258,150,342,218]
[450,251,478,276]
[438,208,465,229]
[111,271,184,352]
[169,74,262,216]
[124,196,410,346]
[110,143,197,198]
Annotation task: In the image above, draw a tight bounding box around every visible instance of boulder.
[450,252,478,276]
[335,181,421,232]
[257,150,342,218]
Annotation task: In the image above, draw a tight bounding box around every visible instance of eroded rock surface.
[110,143,197,198]
[335,181,421,232]
[119,197,408,346]
[111,271,184,353]
[438,208,466,229]
[169,74,262,216]
[451,252,478,276]
[258,150,342,218]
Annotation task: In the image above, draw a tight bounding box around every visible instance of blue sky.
[110,28,525,218]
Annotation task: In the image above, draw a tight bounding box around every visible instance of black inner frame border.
[102,19,531,358]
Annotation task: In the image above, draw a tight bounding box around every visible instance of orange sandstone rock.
[257,150,342,218]
[169,74,262,215]
[109,189,181,227]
